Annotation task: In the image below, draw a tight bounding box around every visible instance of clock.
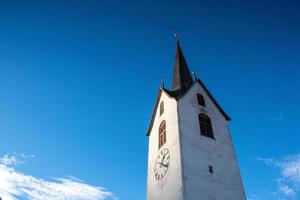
[154,148,170,180]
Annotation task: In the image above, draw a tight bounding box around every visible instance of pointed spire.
[172,36,194,92]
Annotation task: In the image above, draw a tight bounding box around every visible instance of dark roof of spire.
[172,39,194,93]
[145,38,231,136]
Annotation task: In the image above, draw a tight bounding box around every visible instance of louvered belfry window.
[199,113,214,139]
[159,120,166,148]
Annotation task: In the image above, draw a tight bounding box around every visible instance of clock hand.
[156,162,168,168]
[160,163,168,168]
[162,154,166,163]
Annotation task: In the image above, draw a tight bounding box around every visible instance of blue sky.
[0,0,299,199]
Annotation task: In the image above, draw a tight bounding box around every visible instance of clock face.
[154,148,170,180]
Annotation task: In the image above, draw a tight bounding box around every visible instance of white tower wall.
[147,91,184,200]
[178,83,246,200]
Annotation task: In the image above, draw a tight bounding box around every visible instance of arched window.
[159,120,166,148]
[160,101,164,116]
[199,113,214,139]
[197,93,206,107]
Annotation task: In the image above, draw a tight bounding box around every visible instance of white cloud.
[0,155,115,200]
[259,154,300,198]
[280,155,300,183]
[0,155,21,166]
[278,184,296,197]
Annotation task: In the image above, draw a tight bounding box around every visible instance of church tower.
[146,37,246,200]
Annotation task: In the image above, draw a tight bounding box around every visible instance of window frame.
[199,113,214,139]
[197,93,206,107]
[160,101,164,116]
[158,120,166,149]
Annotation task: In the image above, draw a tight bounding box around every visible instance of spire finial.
[160,79,165,88]
[192,71,197,81]
[172,26,179,42]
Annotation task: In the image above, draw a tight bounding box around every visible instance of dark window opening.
[197,93,206,107]
[159,120,166,149]
[160,101,164,116]
[199,113,214,139]
[209,165,214,174]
